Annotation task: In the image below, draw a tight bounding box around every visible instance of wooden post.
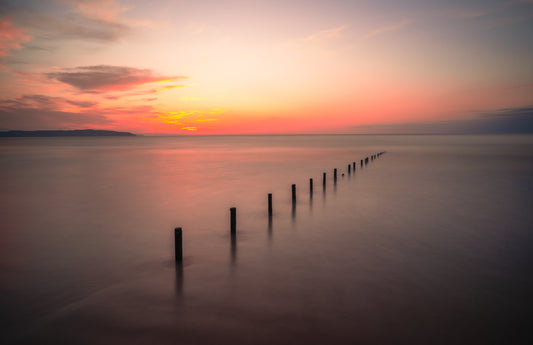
[323,172,326,187]
[353,162,355,171]
[174,227,183,262]
[334,168,337,183]
[360,159,363,167]
[310,178,313,194]
[268,193,272,218]
[230,207,236,234]
[348,164,351,175]
[292,184,296,204]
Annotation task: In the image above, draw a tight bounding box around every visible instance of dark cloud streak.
[0,94,96,110]
[46,65,187,92]
[0,108,111,130]
[349,107,533,134]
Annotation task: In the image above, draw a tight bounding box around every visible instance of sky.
[0,0,532,134]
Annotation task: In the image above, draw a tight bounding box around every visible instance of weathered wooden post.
[310,178,313,195]
[353,162,355,171]
[360,159,363,167]
[230,207,236,234]
[323,172,326,188]
[348,164,351,175]
[292,184,296,204]
[174,227,183,262]
[268,193,272,218]
[334,168,337,183]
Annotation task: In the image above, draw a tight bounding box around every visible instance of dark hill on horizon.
[0,129,136,137]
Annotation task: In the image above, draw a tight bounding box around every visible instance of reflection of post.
[268,193,272,218]
[268,215,272,237]
[175,263,184,297]
[230,207,236,234]
[231,232,237,264]
[174,227,183,262]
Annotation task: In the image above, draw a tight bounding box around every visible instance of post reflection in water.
[291,201,296,221]
[174,263,184,299]
[230,232,237,266]
[268,216,273,244]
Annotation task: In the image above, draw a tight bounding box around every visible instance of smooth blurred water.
[1,135,532,344]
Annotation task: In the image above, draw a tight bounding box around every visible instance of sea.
[1,134,532,344]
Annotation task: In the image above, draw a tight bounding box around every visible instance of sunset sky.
[0,0,532,134]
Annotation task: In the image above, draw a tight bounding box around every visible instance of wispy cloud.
[158,85,186,90]
[0,94,110,130]
[60,0,130,22]
[0,94,96,111]
[0,19,31,56]
[303,26,346,42]
[46,65,187,92]
[2,0,132,43]
[365,19,412,39]
[0,92,159,131]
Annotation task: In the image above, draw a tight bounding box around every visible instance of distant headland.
[0,129,136,137]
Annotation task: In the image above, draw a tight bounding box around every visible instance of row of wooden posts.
[174,151,386,262]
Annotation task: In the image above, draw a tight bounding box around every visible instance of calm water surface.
[1,135,533,344]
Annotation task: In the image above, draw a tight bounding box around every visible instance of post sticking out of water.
[230,207,236,234]
[174,227,183,262]
[268,193,272,218]
[310,178,313,194]
[292,184,296,204]
[353,162,355,171]
[348,164,351,175]
[334,168,337,183]
[360,159,363,167]
[323,172,326,187]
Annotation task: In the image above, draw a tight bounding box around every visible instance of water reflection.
[268,216,273,239]
[291,201,296,221]
[174,263,184,299]
[230,232,237,266]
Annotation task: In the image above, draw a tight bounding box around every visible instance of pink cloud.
[0,19,31,56]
